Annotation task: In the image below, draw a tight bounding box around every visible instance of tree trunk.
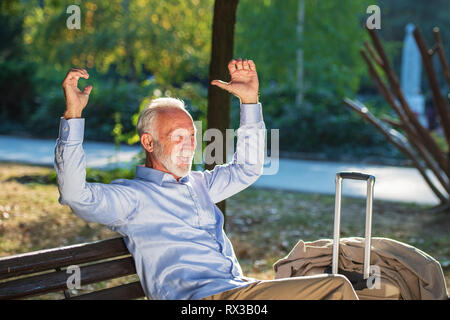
[296,0,305,110]
[206,0,239,226]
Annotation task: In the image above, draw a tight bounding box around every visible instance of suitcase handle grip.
[332,172,375,279]
[337,172,374,181]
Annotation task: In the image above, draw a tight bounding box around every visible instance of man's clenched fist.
[61,68,92,119]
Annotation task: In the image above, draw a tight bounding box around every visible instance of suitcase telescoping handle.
[332,172,375,279]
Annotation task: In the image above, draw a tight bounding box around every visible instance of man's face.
[154,109,197,178]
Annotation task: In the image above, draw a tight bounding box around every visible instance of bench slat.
[0,237,129,280]
[68,281,145,300]
[0,256,136,299]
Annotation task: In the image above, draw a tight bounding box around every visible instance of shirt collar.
[135,165,190,185]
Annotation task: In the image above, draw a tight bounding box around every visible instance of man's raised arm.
[54,68,137,228]
[200,59,266,203]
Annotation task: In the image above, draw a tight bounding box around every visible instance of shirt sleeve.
[54,117,138,227]
[201,103,265,203]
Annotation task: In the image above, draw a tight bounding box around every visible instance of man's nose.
[180,139,195,153]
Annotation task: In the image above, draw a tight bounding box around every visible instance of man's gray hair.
[136,97,188,141]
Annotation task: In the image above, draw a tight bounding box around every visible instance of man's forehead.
[158,110,196,135]
[168,125,196,135]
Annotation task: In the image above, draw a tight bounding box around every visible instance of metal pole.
[364,176,375,279]
[332,174,342,274]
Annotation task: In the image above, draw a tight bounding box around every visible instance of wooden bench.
[0,237,145,300]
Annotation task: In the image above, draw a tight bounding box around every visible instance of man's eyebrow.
[167,128,197,136]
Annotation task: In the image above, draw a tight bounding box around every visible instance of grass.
[0,162,448,298]
[227,188,450,284]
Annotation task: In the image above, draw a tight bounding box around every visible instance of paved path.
[0,135,442,205]
[0,135,141,169]
[255,158,441,205]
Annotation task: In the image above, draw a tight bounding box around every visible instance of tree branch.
[343,98,448,203]
[433,27,450,87]
[413,27,450,150]
[363,42,383,68]
[360,49,450,193]
[367,28,448,175]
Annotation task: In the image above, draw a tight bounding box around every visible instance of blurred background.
[0,0,449,298]
[1,0,448,159]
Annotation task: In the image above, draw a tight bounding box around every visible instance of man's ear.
[141,133,154,153]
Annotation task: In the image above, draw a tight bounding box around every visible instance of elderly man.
[55,59,357,300]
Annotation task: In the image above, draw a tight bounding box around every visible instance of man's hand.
[61,68,93,119]
[211,58,259,104]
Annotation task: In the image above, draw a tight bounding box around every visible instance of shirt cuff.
[58,117,85,142]
[240,103,263,125]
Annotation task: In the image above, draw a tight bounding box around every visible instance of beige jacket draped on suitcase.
[273,237,448,300]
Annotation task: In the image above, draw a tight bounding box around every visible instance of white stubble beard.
[154,140,193,178]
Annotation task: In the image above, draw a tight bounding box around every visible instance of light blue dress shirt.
[54,103,265,300]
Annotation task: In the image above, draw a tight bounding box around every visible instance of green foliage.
[82,78,144,141]
[32,166,136,185]
[378,0,450,62]
[85,166,136,184]
[0,59,37,131]
[232,0,393,157]
[3,0,446,160]
[0,2,38,134]
[259,84,400,158]
[22,70,145,139]
[23,0,213,85]
[235,0,372,96]
[4,0,213,143]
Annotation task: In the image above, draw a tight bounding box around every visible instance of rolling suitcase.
[326,171,401,299]
[273,171,449,300]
